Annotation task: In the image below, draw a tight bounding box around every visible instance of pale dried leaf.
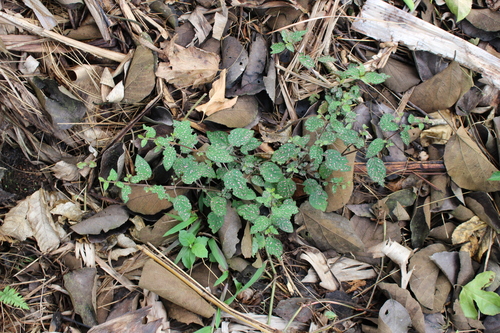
[0,198,32,240]
[123,45,156,103]
[369,239,413,288]
[28,189,62,252]
[300,248,339,290]
[71,205,129,235]
[218,203,241,259]
[51,160,80,181]
[196,69,238,115]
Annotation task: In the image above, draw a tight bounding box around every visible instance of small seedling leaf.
[367,157,386,185]
[366,138,386,158]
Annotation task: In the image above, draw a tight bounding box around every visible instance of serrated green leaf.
[237,204,260,221]
[223,169,256,200]
[173,120,198,153]
[210,196,227,216]
[192,240,209,258]
[240,137,261,154]
[299,54,315,69]
[366,138,386,158]
[445,0,472,22]
[143,124,156,138]
[162,145,176,171]
[179,230,196,247]
[228,128,254,147]
[260,162,284,183]
[324,149,350,171]
[318,55,336,63]
[361,72,390,85]
[251,175,266,187]
[460,271,500,318]
[121,185,132,203]
[208,212,224,233]
[250,216,271,233]
[146,185,168,200]
[270,43,286,54]
[305,116,325,132]
[206,145,234,163]
[207,131,229,146]
[277,178,296,198]
[108,168,118,181]
[272,216,294,233]
[400,127,411,145]
[303,179,328,211]
[272,143,300,164]
[271,200,298,220]
[173,195,192,221]
[284,29,307,43]
[367,157,386,185]
[265,237,283,257]
[379,114,399,132]
[130,155,152,183]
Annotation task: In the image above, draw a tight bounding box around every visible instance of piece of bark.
[352,0,500,89]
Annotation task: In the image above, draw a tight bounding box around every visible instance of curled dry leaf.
[71,205,129,235]
[299,247,339,290]
[444,126,500,192]
[205,95,260,128]
[222,36,248,87]
[196,69,238,116]
[369,239,413,288]
[378,299,412,333]
[156,44,219,88]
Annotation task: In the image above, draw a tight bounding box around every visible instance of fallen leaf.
[444,127,500,192]
[378,283,426,333]
[329,257,377,281]
[459,271,500,318]
[205,95,260,128]
[123,45,156,103]
[465,192,500,233]
[408,243,447,310]
[64,267,98,327]
[375,55,421,93]
[300,247,339,290]
[156,45,219,88]
[196,69,238,116]
[138,259,215,318]
[451,216,489,259]
[218,203,241,259]
[241,33,267,87]
[466,9,500,32]
[274,298,315,322]
[88,306,162,333]
[222,36,248,88]
[430,251,460,285]
[188,6,211,44]
[378,299,412,333]
[369,239,412,288]
[126,185,187,215]
[295,201,364,253]
[71,205,129,235]
[325,139,355,212]
[409,61,473,113]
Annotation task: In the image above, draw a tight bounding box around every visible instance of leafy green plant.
[488,171,500,181]
[459,271,500,318]
[76,160,97,169]
[0,286,29,309]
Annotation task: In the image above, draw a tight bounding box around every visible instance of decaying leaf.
[409,61,473,113]
[71,205,129,235]
[378,299,412,333]
[138,259,215,318]
[156,44,219,88]
[378,56,421,93]
[123,45,156,103]
[196,69,238,116]
[295,201,364,253]
[369,239,413,288]
[64,267,98,327]
[466,9,500,32]
[444,127,500,192]
[325,139,355,212]
[126,185,187,215]
[300,247,339,290]
[218,203,241,259]
[88,306,162,333]
[451,216,489,259]
[204,95,260,128]
[222,36,248,87]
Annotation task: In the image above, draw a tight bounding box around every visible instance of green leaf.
[173,195,192,221]
[228,128,254,147]
[318,55,336,63]
[272,143,300,164]
[265,237,283,257]
[251,175,266,187]
[192,238,209,258]
[303,179,328,211]
[120,185,132,203]
[283,29,307,44]
[260,162,284,183]
[206,145,234,163]
[298,54,315,69]
[210,196,227,216]
[324,149,349,171]
[130,155,152,183]
[193,326,212,333]
[164,215,197,236]
[277,178,296,198]
[207,212,224,233]
[488,171,500,181]
[182,249,196,269]
[240,137,261,155]
[237,204,260,222]
[173,120,198,153]
[162,145,176,171]
[305,116,325,132]
[207,131,229,146]
[445,0,472,22]
[208,238,228,270]
[271,200,298,220]
[223,169,256,200]
[361,72,390,85]
[367,157,386,185]
[460,271,500,318]
[146,185,168,200]
[250,216,271,233]
[0,286,29,309]
[179,230,196,247]
[108,168,118,181]
[379,114,399,132]
[143,124,156,138]
[270,43,286,54]
[366,138,386,158]
[214,270,229,286]
[272,216,294,233]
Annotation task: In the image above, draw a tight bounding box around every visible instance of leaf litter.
[2,0,500,332]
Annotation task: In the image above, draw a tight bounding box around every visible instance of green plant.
[0,286,29,309]
[459,271,500,318]
[76,160,97,169]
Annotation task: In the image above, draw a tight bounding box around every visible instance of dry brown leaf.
[126,185,187,215]
[123,45,156,103]
[71,205,129,235]
[204,95,260,128]
[409,61,473,113]
[196,69,238,116]
[88,306,162,333]
[295,201,364,253]
[138,259,215,318]
[222,36,248,87]
[451,216,489,259]
[378,283,426,333]
[466,9,500,32]
[369,239,412,288]
[241,33,267,87]
[218,203,241,259]
[156,45,219,88]
[299,247,339,290]
[379,56,421,93]
[378,299,412,333]
[64,267,98,327]
[408,244,446,310]
[444,126,500,192]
